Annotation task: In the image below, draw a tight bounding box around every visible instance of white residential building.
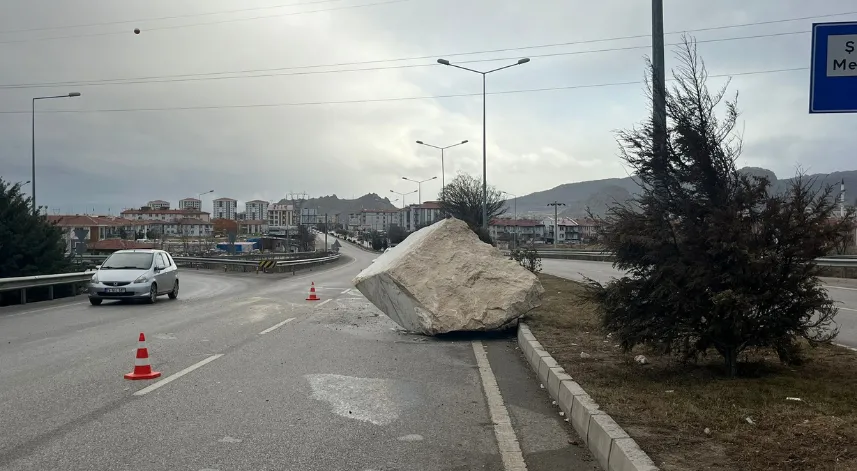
[348,209,402,232]
[245,200,270,221]
[178,197,201,211]
[121,208,211,222]
[213,197,238,220]
[146,199,170,210]
[267,204,295,228]
[401,201,444,232]
[239,219,269,235]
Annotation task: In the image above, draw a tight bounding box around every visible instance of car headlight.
[134,274,150,283]
[91,273,99,283]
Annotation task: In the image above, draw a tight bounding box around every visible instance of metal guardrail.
[0,253,342,305]
[503,248,857,268]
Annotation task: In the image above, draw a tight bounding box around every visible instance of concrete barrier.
[518,323,659,471]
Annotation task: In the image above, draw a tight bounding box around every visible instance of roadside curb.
[518,322,659,471]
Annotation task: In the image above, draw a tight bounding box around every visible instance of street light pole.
[547,201,566,249]
[415,140,468,191]
[401,176,437,205]
[437,58,530,231]
[391,189,417,230]
[32,92,81,215]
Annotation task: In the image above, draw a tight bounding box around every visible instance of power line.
[0,0,349,35]
[0,29,812,90]
[0,66,808,115]
[0,0,411,45]
[1,9,850,88]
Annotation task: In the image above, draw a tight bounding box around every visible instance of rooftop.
[121,208,209,215]
[490,218,543,227]
[90,239,156,251]
[245,199,269,204]
[213,197,237,201]
[179,197,200,202]
[48,215,133,227]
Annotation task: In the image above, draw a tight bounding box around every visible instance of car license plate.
[105,288,125,293]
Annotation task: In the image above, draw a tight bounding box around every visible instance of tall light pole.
[196,190,214,252]
[547,201,566,248]
[415,140,468,191]
[437,57,530,231]
[32,92,81,215]
[197,189,214,211]
[391,189,417,231]
[502,191,517,248]
[652,0,667,202]
[402,176,437,205]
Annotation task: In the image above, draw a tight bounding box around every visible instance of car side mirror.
[95,265,101,270]
[153,266,162,272]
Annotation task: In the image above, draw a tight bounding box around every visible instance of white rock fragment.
[580,352,591,359]
[786,397,802,402]
[352,218,544,335]
[634,354,648,365]
[745,416,755,425]
[704,427,711,435]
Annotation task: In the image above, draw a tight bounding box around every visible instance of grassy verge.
[526,273,857,471]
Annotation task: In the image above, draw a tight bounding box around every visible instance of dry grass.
[526,274,857,471]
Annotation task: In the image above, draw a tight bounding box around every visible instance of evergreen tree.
[0,178,70,278]
[584,37,849,377]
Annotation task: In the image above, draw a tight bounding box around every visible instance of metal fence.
[0,253,342,305]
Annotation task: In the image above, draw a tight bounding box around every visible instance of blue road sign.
[810,21,857,113]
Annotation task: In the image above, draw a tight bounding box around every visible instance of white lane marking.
[133,354,224,396]
[825,285,857,291]
[839,307,857,312]
[3,301,88,318]
[836,343,857,352]
[317,299,331,307]
[341,289,351,294]
[471,341,527,471]
[259,317,296,335]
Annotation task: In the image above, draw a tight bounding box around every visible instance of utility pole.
[547,201,566,248]
[652,0,668,202]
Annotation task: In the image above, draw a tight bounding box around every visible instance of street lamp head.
[517,58,530,64]
[401,176,408,180]
[416,140,424,145]
[437,58,450,65]
[431,176,437,180]
[68,92,81,97]
[461,140,468,144]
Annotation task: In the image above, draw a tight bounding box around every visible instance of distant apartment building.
[245,200,270,221]
[348,209,402,232]
[267,204,294,228]
[148,218,214,238]
[121,208,211,222]
[489,218,545,243]
[213,197,238,220]
[238,219,269,235]
[178,197,201,211]
[401,201,443,232]
[146,199,170,210]
[47,215,137,254]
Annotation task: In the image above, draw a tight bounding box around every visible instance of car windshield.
[101,252,154,270]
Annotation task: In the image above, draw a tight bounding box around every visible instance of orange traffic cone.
[306,282,320,301]
[124,332,162,380]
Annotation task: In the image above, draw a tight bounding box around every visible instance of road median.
[521,273,857,471]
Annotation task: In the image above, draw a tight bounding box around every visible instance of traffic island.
[521,273,857,471]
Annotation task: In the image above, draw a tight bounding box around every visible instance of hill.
[511,168,857,219]
[277,193,397,218]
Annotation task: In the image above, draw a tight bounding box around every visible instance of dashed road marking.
[826,285,857,291]
[471,341,527,471]
[259,317,296,335]
[133,354,224,396]
[317,299,331,307]
[839,307,857,312]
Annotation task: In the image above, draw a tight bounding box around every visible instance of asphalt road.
[541,258,857,349]
[0,242,594,471]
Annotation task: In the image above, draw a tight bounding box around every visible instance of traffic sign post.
[810,21,857,113]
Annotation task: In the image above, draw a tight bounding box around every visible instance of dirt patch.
[526,273,857,471]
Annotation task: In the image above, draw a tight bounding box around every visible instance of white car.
[88,249,179,305]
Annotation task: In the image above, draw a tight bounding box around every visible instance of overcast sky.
[1,0,856,215]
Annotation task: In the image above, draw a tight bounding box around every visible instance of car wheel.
[147,283,158,304]
[89,298,102,306]
[168,280,179,300]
